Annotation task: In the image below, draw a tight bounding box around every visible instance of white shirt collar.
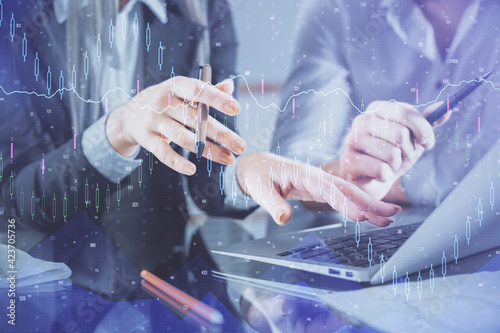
[54,0,168,24]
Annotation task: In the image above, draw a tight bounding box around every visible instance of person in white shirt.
[241,2,500,331]
[271,0,500,210]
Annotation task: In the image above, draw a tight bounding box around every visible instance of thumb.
[423,101,451,127]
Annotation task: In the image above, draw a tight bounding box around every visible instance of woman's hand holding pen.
[322,100,448,203]
[236,152,401,227]
[106,76,246,175]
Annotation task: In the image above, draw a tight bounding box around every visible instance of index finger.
[373,101,435,149]
[328,175,401,218]
[171,76,240,115]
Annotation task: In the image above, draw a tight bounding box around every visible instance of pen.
[141,280,189,317]
[141,280,222,329]
[425,69,494,124]
[140,269,224,325]
[196,64,212,159]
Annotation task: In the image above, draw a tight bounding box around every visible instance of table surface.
[2,204,499,332]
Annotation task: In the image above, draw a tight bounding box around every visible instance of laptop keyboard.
[277,223,421,268]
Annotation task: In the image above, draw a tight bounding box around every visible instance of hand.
[333,101,447,201]
[106,76,246,175]
[236,153,401,227]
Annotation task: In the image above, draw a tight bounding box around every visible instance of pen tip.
[196,142,205,159]
[483,69,495,79]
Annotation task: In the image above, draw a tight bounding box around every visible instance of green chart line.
[106,184,110,213]
[117,178,121,206]
[85,179,89,208]
[149,151,153,175]
[63,192,67,222]
[31,190,35,220]
[95,183,100,213]
[138,162,143,188]
[52,193,56,222]
[0,152,3,182]
[42,190,46,219]
[20,187,24,216]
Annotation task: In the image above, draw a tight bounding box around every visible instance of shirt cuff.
[223,158,259,211]
[82,114,142,183]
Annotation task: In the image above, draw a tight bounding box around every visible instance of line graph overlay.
[0,75,498,116]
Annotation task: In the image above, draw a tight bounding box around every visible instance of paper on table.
[318,270,500,332]
[0,244,71,289]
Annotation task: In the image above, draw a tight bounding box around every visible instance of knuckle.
[345,131,355,146]
[389,148,400,167]
[175,130,189,147]
[190,111,198,124]
[155,145,167,164]
[193,82,205,100]
[172,158,182,171]
[366,202,378,215]
[166,105,175,117]
[394,130,402,144]
[163,153,176,169]
[402,126,410,139]
[403,105,417,115]
[166,156,181,171]
[367,100,381,112]
[212,94,225,110]
[218,130,228,144]
[386,150,395,165]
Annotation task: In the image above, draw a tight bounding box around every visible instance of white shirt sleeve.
[82,114,142,183]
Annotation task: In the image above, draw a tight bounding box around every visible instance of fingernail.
[388,203,402,212]
[276,209,286,224]
[183,164,196,175]
[221,150,235,164]
[230,139,246,155]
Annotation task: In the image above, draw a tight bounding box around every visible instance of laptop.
[212,140,500,285]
